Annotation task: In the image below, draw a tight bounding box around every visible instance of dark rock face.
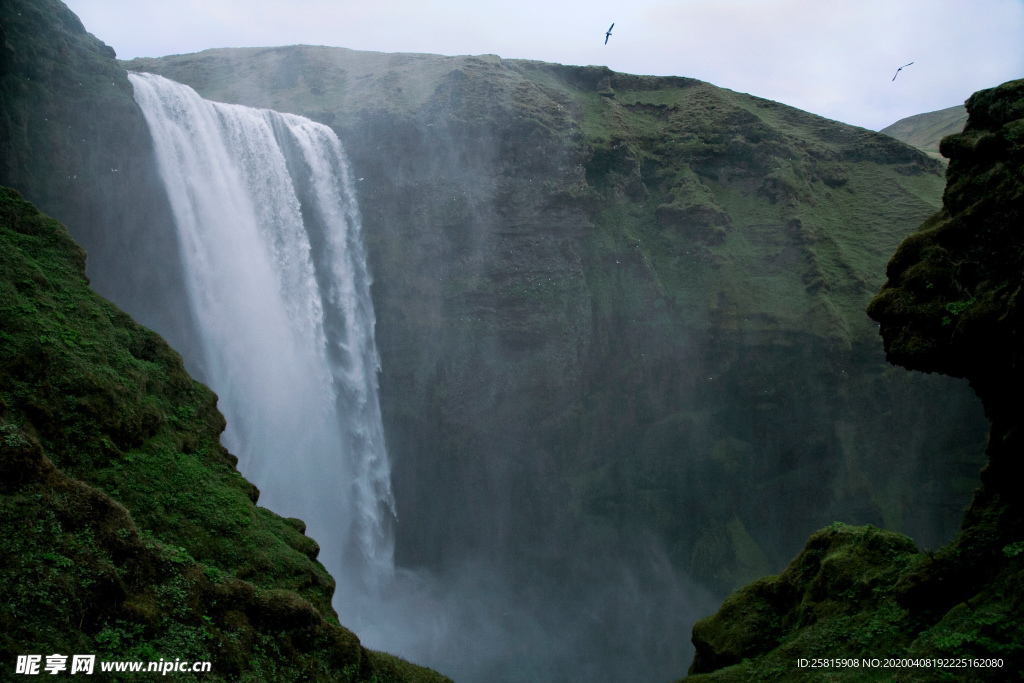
[0,0,203,373]
[869,80,1024,412]
[129,47,987,609]
[687,80,1024,681]
[868,77,1024,634]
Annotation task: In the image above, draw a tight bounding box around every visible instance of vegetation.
[0,187,449,681]
[880,105,969,160]
[684,79,1024,681]
[0,0,1006,677]
[128,46,988,601]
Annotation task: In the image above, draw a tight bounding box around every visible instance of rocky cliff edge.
[685,79,1024,682]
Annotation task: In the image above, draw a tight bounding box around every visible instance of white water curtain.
[129,71,395,588]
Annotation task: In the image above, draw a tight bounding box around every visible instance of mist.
[122,69,720,682]
[105,48,990,681]
[0,0,1006,678]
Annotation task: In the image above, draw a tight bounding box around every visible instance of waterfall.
[128,72,395,587]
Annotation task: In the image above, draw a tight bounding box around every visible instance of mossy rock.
[689,524,919,675]
[685,79,1024,682]
[868,79,1024,402]
[0,187,450,681]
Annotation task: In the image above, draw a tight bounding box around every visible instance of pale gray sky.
[64,0,1024,130]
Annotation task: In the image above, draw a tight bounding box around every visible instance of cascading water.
[128,72,395,588]
[127,71,706,683]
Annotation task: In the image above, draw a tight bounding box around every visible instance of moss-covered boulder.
[0,187,449,681]
[690,524,920,674]
[868,80,1024,408]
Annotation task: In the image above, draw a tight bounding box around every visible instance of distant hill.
[880,104,968,159]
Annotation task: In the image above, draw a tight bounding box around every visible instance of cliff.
[128,46,987,603]
[0,0,202,369]
[0,1,447,677]
[686,79,1024,681]
[0,186,449,681]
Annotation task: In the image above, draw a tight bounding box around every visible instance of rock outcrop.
[0,0,1001,676]
[0,0,202,370]
[0,186,450,681]
[686,79,1024,682]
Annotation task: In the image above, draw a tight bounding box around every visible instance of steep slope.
[128,46,987,601]
[0,186,449,682]
[880,105,968,160]
[685,79,1024,682]
[0,1,993,674]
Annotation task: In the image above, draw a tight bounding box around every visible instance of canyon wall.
[128,47,988,600]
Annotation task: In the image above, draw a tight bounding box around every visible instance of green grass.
[880,105,968,158]
[120,41,989,673]
[0,187,450,681]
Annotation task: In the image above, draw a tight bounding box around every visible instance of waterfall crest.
[129,72,395,586]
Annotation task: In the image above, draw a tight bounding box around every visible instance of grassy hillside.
[685,79,1024,682]
[127,47,987,610]
[880,105,968,159]
[0,186,449,681]
[0,3,451,677]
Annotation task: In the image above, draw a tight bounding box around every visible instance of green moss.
[0,188,450,681]
[687,525,927,681]
[688,79,1024,682]
[124,49,986,597]
[868,79,1024,387]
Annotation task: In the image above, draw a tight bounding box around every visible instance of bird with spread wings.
[605,23,614,45]
[892,62,914,81]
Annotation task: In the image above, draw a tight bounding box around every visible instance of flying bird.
[892,62,914,81]
[605,23,614,45]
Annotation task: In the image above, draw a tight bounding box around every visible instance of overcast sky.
[64,0,1024,130]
